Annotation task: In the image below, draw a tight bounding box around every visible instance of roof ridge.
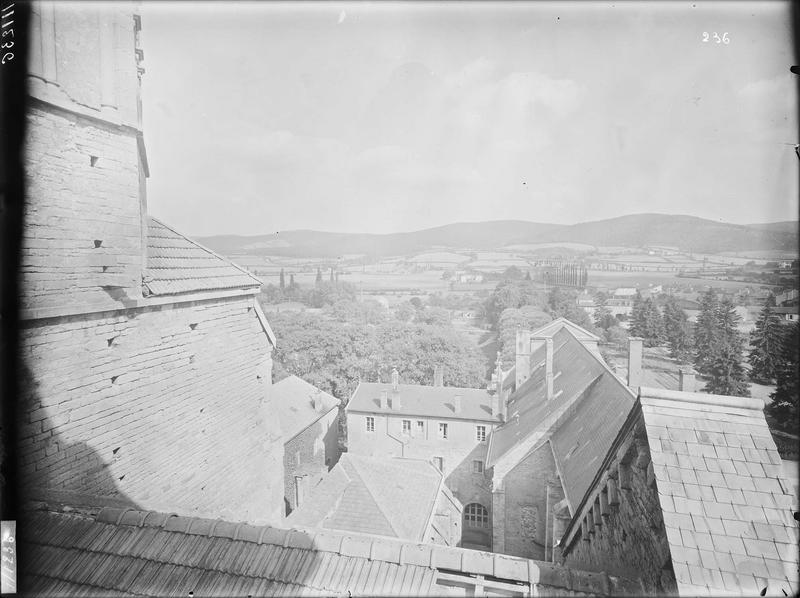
[639,386,765,412]
[148,216,263,286]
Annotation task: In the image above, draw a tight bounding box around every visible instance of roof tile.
[144,218,261,296]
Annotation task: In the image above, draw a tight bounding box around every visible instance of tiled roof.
[144,218,262,296]
[640,387,799,596]
[273,376,340,442]
[288,455,446,542]
[19,504,641,596]
[347,383,497,422]
[486,326,636,506]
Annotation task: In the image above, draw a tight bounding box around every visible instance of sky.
[140,1,798,236]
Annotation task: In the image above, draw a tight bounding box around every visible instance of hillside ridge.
[197,213,798,258]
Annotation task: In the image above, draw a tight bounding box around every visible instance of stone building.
[487,320,636,561]
[273,375,340,515]
[19,2,284,523]
[346,368,502,550]
[558,387,799,596]
[287,454,463,547]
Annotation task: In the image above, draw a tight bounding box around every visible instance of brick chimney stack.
[391,368,399,392]
[627,337,643,389]
[545,337,554,400]
[679,368,696,393]
[433,365,444,387]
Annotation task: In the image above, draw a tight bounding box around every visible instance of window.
[433,456,444,471]
[438,422,448,439]
[417,420,425,432]
[476,425,486,442]
[464,503,489,528]
[366,416,375,433]
[402,420,411,435]
[472,460,484,474]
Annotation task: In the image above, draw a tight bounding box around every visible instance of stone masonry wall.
[283,408,340,515]
[18,293,285,524]
[560,417,675,594]
[496,444,560,560]
[23,106,144,314]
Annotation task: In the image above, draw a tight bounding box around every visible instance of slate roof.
[19,504,641,596]
[640,387,799,596]
[144,218,262,296]
[549,366,637,508]
[347,383,497,422]
[486,326,636,508]
[273,376,340,443]
[287,455,448,542]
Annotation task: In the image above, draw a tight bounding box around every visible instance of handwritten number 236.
[702,32,730,44]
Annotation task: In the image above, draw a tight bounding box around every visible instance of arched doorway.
[461,503,491,550]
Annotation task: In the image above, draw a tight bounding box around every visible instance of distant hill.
[198,214,798,258]
[746,221,798,234]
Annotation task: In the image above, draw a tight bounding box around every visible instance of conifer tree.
[316,267,322,285]
[630,293,664,347]
[593,292,616,330]
[693,288,719,375]
[703,297,749,396]
[748,297,784,383]
[663,295,693,362]
[765,322,799,434]
[279,268,286,291]
[330,267,335,282]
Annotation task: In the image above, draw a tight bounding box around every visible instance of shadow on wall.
[17,360,142,509]
[323,411,341,471]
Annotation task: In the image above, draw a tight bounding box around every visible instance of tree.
[765,322,799,434]
[663,296,693,362]
[748,297,784,383]
[629,292,664,346]
[703,298,749,397]
[502,266,524,280]
[693,289,719,375]
[593,292,617,330]
[279,268,286,291]
[315,267,323,285]
[330,267,335,283]
[497,306,553,367]
[546,287,595,331]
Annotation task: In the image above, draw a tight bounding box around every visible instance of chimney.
[545,337,554,400]
[491,391,500,419]
[627,337,643,389]
[433,365,444,387]
[380,390,388,409]
[515,329,532,388]
[454,394,462,414]
[391,368,400,392]
[679,368,696,393]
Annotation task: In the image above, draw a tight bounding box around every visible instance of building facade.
[273,376,341,515]
[19,2,285,524]
[346,371,502,549]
